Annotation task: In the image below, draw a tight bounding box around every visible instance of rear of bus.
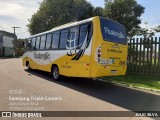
[91,17,128,77]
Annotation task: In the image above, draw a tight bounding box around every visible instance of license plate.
[111,70,117,74]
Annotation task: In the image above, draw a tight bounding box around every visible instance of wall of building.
[3,36,14,48]
[4,47,13,56]
[0,31,16,57]
[0,35,3,56]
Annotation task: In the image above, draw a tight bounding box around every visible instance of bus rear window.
[100,18,127,45]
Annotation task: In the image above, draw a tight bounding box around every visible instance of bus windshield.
[100,18,127,45]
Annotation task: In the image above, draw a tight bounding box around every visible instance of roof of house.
[0,30,17,38]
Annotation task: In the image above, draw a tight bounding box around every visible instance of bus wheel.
[26,62,31,70]
[52,66,60,80]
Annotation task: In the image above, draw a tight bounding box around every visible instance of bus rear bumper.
[91,65,127,78]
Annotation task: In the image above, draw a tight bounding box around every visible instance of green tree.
[15,39,26,56]
[27,0,94,35]
[104,0,145,37]
[93,7,105,16]
[153,25,160,32]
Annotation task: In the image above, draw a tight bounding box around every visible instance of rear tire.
[52,66,60,80]
[26,62,31,71]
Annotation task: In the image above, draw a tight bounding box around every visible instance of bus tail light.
[98,54,101,58]
[96,46,101,63]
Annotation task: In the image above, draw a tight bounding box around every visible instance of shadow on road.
[25,69,160,111]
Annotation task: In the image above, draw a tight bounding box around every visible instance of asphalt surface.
[0,58,159,120]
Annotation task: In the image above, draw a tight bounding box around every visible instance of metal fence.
[127,37,160,75]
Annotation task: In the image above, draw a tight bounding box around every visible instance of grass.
[101,74,160,91]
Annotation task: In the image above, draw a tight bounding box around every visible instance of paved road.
[0,58,159,120]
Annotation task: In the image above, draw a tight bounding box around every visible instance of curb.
[95,78,160,95]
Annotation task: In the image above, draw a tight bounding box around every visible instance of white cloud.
[0,0,159,38]
[0,3,23,15]
[0,0,42,38]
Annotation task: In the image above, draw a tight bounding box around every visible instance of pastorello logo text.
[104,27,125,39]
[34,52,50,60]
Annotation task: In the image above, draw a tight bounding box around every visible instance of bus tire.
[26,62,31,71]
[52,66,60,80]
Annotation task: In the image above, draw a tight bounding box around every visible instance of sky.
[0,0,160,38]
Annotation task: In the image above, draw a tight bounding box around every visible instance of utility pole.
[12,27,20,35]
[12,27,20,57]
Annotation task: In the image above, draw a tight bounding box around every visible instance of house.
[0,31,16,57]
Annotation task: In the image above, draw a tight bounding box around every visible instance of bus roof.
[28,16,126,39]
[28,16,96,39]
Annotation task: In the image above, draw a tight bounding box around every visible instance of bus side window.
[78,23,92,48]
[79,24,88,47]
[52,31,60,49]
[68,26,79,48]
[87,23,93,45]
[59,29,68,49]
[35,36,40,50]
[31,37,36,50]
[40,34,46,50]
[46,33,52,50]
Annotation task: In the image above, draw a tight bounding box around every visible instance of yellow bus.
[23,16,128,80]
